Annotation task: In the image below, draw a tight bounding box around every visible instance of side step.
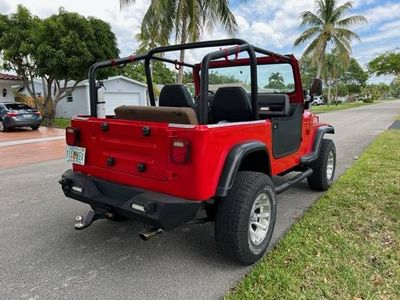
[275,168,313,194]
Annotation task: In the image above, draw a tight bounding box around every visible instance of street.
[1,100,399,299]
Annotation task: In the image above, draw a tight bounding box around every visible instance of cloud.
[0,0,10,13]
[357,1,400,28]
[1,0,399,85]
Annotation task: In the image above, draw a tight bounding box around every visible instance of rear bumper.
[4,117,41,128]
[60,170,204,230]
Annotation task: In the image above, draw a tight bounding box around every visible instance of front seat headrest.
[211,87,253,123]
[159,84,195,108]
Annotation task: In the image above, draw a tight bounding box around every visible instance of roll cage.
[88,38,292,124]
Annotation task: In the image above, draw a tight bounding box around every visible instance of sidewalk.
[0,127,65,170]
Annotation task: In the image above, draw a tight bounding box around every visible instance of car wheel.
[214,171,277,265]
[0,120,8,132]
[31,125,40,130]
[307,139,336,191]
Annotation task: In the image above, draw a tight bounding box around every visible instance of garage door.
[104,92,141,115]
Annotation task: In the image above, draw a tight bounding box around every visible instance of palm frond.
[205,0,238,36]
[330,1,352,22]
[294,27,322,46]
[302,35,323,58]
[336,15,367,27]
[334,27,361,42]
[332,35,351,57]
[299,11,324,27]
[119,0,136,9]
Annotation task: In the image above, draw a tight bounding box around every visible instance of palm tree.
[294,0,367,79]
[120,0,238,83]
[323,50,349,104]
[265,72,285,90]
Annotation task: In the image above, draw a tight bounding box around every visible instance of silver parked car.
[311,96,324,106]
[0,102,42,132]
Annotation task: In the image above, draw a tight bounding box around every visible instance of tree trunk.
[327,83,332,106]
[177,19,188,84]
[335,83,338,106]
[316,39,327,79]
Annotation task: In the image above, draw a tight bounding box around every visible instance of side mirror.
[310,79,322,96]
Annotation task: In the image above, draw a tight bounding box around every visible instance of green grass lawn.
[310,101,379,114]
[53,118,71,129]
[226,129,400,299]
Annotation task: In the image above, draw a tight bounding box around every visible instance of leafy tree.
[368,50,400,78]
[376,82,390,98]
[340,58,368,95]
[209,71,238,84]
[390,78,400,98]
[265,72,286,90]
[182,71,194,84]
[336,82,349,97]
[299,56,317,88]
[0,6,119,125]
[123,61,175,85]
[361,83,389,101]
[120,0,238,83]
[294,0,367,79]
[322,50,349,104]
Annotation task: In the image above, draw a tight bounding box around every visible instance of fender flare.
[215,141,269,197]
[301,125,335,164]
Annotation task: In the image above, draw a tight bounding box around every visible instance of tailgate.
[72,118,170,181]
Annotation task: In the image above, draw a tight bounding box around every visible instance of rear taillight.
[6,111,18,117]
[66,127,80,146]
[171,139,190,164]
[34,111,41,116]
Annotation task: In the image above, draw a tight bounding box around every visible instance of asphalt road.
[1,100,399,300]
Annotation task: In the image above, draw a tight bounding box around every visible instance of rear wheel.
[214,171,276,265]
[307,139,336,191]
[31,125,39,130]
[0,120,8,132]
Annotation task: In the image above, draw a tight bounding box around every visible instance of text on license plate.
[66,146,86,165]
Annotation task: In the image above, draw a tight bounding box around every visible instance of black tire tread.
[307,139,336,191]
[215,171,275,264]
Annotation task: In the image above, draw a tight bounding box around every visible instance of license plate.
[22,114,33,118]
[66,146,86,165]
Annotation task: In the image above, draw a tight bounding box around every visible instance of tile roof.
[0,73,20,81]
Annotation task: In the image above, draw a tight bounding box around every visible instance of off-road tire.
[0,120,8,132]
[307,139,336,191]
[31,125,40,130]
[214,171,276,265]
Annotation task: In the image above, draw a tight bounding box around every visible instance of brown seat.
[114,105,199,125]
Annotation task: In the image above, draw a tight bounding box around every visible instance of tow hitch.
[74,209,112,230]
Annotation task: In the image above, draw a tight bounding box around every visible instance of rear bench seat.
[114,105,199,125]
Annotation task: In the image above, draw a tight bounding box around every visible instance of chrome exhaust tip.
[139,227,163,241]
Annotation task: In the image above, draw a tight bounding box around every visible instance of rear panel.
[69,114,317,201]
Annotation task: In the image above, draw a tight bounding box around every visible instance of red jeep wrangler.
[60,39,336,265]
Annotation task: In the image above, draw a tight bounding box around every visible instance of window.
[5,103,32,110]
[67,92,73,102]
[208,63,295,94]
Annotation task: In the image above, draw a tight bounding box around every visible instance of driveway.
[0,127,65,169]
[0,100,399,299]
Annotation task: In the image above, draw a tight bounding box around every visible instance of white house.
[0,73,22,102]
[22,76,148,118]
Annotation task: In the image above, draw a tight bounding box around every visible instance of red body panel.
[68,54,327,202]
[71,111,324,201]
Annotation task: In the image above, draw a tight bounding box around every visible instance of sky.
[1,0,399,84]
